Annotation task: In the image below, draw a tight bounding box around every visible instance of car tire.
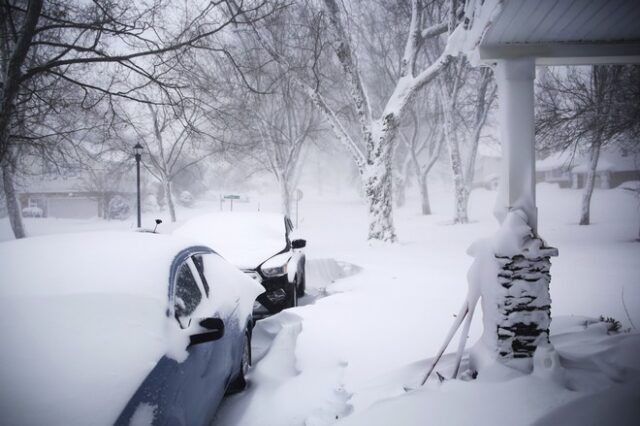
[226,332,251,395]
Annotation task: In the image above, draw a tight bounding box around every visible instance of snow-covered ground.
[1,183,639,425]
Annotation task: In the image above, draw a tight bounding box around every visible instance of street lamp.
[133,143,143,228]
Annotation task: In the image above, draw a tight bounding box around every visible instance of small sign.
[223,194,241,200]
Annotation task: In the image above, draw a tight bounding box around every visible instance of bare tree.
[78,152,131,219]
[245,0,463,241]
[223,5,322,218]
[311,0,457,241]
[0,0,275,238]
[117,93,220,223]
[400,92,445,215]
[252,82,318,217]
[436,51,496,223]
[536,65,636,225]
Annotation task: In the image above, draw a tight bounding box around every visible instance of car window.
[200,253,243,317]
[174,262,203,324]
[191,255,210,297]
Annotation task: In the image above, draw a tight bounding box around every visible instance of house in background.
[536,146,640,189]
[19,175,134,219]
[473,144,502,189]
[535,150,574,188]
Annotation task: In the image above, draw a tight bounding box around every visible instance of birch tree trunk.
[363,161,396,241]
[364,118,397,242]
[280,176,292,218]
[443,109,469,224]
[419,174,432,215]
[407,121,442,216]
[242,0,453,241]
[1,159,26,239]
[395,176,406,208]
[579,138,602,225]
[163,177,176,223]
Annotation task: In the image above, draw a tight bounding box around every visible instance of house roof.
[536,150,576,172]
[464,0,640,65]
[573,149,640,173]
[537,146,640,173]
[18,175,85,194]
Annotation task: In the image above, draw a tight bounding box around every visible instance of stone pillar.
[492,58,557,362]
[495,241,558,359]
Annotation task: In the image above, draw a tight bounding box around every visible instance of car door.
[172,256,232,425]
[115,252,232,426]
[197,253,245,381]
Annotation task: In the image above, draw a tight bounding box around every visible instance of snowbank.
[0,232,197,425]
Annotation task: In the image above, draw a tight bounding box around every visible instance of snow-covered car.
[175,212,307,316]
[0,232,263,426]
[21,206,44,217]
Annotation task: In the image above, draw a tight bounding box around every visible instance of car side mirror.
[189,317,225,347]
[291,239,306,249]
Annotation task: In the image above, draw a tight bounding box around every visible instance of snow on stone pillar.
[488,58,558,363]
[493,212,558,360]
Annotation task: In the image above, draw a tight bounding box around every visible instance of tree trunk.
[280,177,292,218]
[579,139,602,225]
[395,176,406,208]
[163,178,176,223]
[444,117,469,224]
[362,117,397,242]
[419,174,432,215]
[0,0,43,165]
[363,165,396,242]
[1,160,26,239]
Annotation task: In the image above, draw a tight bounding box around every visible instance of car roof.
[174,212,288,269]
[0,231,206,301]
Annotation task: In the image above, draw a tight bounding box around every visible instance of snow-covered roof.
[537,147,640,174]
[573,150,640,173]
[174,212,288,270]
[19,170,134,195]
[536,150,576,172]
[464,0,640,65]
[19,174,85,194]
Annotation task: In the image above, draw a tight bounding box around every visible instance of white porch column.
[475,57,558,364]
[494,57,537,232]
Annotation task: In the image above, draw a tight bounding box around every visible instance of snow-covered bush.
[108,195,131,220]
[599,316,622,334]
[143,194,160,212]
[178,190,194,207]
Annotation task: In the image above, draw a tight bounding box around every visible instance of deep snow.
[1,182,639,425]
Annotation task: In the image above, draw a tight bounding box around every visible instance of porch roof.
[466,0,640,65]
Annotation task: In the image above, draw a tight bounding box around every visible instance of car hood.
[213,241,287,270]
[0,294,168,426]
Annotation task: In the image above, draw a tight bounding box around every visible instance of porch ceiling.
[476,0,640,65]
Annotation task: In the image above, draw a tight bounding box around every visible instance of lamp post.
[133,143,143,228]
